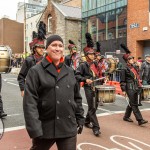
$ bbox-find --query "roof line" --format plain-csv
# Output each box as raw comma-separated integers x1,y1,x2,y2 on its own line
51,1,67,17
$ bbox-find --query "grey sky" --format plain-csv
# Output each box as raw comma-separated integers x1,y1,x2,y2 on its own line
0,0,27,20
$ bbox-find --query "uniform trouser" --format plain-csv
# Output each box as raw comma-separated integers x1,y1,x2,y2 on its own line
84,86,100,131
0,74,4,113
124,90,143,121
30,136,76,150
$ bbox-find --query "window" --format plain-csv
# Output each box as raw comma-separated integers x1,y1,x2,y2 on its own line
82,0,88,12
47,14,52,33
97,0,105,7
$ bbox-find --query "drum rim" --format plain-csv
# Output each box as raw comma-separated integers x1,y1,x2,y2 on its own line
95,85,116,90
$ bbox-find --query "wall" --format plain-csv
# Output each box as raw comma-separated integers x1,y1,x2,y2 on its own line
127,0,150,59
26,13,42,52
0,18,24,53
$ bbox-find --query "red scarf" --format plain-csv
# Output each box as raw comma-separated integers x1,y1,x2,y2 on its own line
46,55,64,73
34,53,43,64
87,59,99,77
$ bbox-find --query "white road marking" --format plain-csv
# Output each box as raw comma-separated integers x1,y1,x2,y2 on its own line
77,135,150,150
3,78,17,82
5,126,25,132
6,82,19,86
110,135,150,150
7,114,22,117
82,102,150,117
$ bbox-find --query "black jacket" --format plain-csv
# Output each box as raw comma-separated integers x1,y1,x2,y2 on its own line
23,58,85,139
64,54,72,67
120,65,139,92
75,61,94,83
140,61,150,82
17,55,37,91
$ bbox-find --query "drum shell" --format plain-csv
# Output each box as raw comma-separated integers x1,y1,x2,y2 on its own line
141,85,150,101
95,85,116,103
0,46,12,73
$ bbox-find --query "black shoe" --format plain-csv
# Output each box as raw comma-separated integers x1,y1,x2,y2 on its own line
123,117,133,122
93,130,101,136
84,123,93,129
0,112,7,118
138,120,148,126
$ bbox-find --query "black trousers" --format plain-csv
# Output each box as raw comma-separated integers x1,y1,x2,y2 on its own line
0,74,4,113
124,90,143,121
84,86,100,131
30,136,77,150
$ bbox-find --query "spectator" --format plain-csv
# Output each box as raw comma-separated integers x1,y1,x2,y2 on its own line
140,54,150,85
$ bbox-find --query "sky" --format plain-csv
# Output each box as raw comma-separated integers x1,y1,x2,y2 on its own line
0,0,27,20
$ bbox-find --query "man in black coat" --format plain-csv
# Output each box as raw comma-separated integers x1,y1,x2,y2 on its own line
23,35,85,150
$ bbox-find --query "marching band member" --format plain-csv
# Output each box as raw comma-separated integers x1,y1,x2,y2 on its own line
120,44,148,126
65,40,80,71
17,21,46,97
75,33,101,136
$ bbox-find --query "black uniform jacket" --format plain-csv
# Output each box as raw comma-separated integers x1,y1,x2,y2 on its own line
64,54,72,67
23,57,85,139
17,55,37,91
75,61,93,83
120,65,139,92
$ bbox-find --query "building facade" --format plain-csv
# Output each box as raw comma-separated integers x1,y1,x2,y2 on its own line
0,18,24,54
82,0,150,60
26,13,42,52
82,0,127,60
127,0,150,58
16,1,46,23
37,0,82,55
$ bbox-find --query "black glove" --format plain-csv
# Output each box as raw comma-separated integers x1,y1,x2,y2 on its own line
77,125,83,134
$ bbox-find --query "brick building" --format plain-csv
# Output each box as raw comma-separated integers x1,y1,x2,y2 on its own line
127,0,150,59
82,0,150,61
37,0,82,55
0,18,24,54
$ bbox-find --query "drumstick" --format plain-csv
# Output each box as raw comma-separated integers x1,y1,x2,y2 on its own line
125,94,131,107
92,77,106,82
84,77,106,85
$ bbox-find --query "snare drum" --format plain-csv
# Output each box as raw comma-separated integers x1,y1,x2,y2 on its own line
0,45,12,73
141,85,150,101
95,85,116,103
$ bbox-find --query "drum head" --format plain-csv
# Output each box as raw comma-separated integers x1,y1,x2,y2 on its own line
142,85,150,89
95,85,116,91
